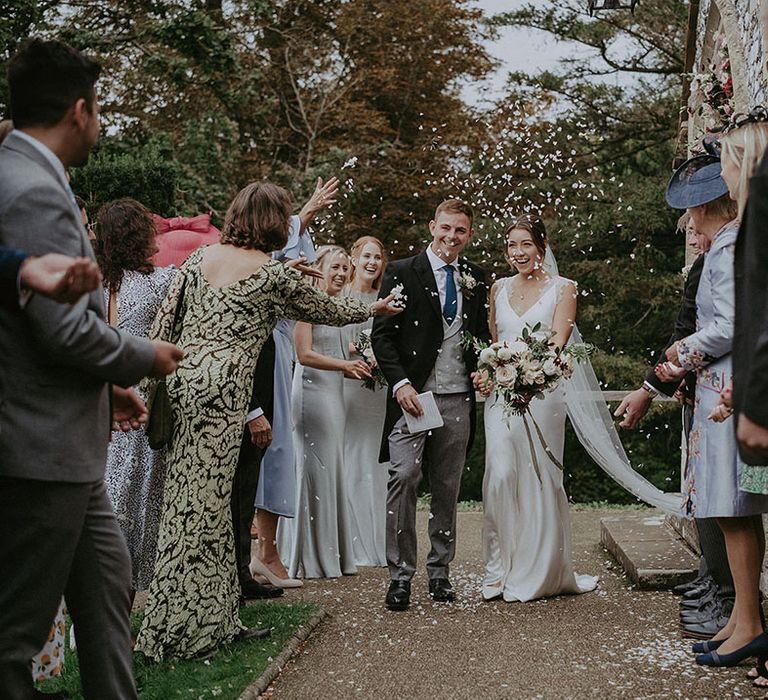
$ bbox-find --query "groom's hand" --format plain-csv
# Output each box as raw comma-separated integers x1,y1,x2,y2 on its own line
396,383,423,417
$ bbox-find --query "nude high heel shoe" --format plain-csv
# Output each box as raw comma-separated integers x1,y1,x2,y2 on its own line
249,556,303,588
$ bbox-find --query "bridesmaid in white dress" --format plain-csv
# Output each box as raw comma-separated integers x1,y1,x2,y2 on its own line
481,215,597,602
286,246,373,578
341,236,389,567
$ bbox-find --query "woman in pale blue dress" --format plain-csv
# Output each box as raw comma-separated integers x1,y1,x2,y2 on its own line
285,246,372,578
660,176,768,666
341,236,389,567
250,216,316,588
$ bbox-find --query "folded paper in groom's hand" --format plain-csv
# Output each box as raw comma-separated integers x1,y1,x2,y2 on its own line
403,391,444,433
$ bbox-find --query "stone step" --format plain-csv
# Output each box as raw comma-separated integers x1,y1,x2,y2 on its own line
600,511,699,589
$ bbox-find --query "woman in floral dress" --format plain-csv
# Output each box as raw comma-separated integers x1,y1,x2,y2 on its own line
135,182,399,660
95,198,177,593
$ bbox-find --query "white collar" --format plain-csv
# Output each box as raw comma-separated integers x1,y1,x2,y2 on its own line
12,130,70,191
426,244,460,273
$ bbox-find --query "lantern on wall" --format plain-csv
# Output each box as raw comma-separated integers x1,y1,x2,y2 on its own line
588,0,640,14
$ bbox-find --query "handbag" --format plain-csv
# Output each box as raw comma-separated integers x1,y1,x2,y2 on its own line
146,276,186,450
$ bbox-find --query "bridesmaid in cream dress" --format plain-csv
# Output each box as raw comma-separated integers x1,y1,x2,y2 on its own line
341,236,389,567
481,215,597,603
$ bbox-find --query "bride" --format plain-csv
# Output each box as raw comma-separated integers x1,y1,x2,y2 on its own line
479,214,598,602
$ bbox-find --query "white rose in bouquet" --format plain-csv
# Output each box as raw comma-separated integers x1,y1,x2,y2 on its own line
479,347,496,365
542,358,559,376
533,371,546,385
507,340,528,355
523,370,539,385
522,359,542,374
495,365,517,386
496,345,513,362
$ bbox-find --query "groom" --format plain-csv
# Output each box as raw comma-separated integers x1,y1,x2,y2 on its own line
372,198,490,611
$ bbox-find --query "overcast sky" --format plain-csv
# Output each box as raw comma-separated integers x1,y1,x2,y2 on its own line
463,0,632,106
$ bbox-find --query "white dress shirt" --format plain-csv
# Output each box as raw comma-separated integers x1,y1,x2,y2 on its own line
392,245,463,395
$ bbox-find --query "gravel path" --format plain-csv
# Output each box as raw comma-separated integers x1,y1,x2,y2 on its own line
262,509,760,699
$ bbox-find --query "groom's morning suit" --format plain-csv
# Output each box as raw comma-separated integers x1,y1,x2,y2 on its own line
0,131,154,698
372,247,490,581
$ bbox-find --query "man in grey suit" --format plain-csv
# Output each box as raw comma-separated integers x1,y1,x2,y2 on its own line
0,39,182,699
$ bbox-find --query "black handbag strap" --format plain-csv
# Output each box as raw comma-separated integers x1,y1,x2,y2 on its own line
168,273,187,345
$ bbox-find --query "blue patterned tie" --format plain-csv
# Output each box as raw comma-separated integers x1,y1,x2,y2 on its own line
442,264,457,325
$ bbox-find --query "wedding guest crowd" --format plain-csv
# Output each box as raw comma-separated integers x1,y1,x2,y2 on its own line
6,32,768,700
620,108,768,688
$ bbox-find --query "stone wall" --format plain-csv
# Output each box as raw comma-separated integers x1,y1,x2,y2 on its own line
688,0,768,150
693,0,768,108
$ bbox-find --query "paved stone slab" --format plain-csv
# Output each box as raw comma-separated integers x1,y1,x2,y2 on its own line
601,512,698,590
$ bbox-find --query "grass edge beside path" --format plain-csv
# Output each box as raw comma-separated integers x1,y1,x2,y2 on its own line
37,602,320,700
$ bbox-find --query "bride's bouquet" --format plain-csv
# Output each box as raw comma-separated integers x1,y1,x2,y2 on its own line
466,323,594,480
352,329,387,391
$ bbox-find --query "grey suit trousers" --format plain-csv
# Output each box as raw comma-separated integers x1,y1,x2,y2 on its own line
386,393,471,581
0,477,136,699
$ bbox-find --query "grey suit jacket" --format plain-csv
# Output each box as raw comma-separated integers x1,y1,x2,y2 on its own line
0,131,156,482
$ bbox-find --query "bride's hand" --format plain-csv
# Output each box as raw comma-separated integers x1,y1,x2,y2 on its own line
472,369,493,397
370,294,404,317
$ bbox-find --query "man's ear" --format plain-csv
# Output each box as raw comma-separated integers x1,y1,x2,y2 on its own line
467,227,475,240
70,98,90,131
428,219,436,235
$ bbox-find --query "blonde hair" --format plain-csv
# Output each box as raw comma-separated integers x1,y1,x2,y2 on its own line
313,245,349,289
348,236,387,290
220,181,292,251
721,122,768,218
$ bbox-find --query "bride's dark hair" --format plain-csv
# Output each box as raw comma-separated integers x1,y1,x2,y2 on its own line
504,214,548,257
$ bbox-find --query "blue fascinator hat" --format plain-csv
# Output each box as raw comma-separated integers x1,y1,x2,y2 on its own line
665,154,729,209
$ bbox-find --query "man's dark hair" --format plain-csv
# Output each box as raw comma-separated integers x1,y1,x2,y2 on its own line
8,38,101,129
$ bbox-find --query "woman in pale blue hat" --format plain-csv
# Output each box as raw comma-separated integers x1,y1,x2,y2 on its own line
657,151,768,667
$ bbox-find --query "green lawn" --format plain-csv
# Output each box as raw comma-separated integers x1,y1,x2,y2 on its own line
37,602,319,700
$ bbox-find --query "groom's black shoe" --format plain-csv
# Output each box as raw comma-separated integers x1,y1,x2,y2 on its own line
386,580,411,611
429,578,456,603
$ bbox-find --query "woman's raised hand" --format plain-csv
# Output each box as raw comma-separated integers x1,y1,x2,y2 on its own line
370,293,404,316
343,359,372,380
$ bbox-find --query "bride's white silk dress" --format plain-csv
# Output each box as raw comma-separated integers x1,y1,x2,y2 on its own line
482,276,598,602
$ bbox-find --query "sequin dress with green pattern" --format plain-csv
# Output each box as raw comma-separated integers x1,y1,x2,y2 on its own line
134,249,370,660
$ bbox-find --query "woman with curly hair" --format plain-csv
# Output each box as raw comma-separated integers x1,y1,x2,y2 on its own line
94,197,177,596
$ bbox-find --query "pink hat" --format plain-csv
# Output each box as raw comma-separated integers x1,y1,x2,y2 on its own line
151,213,220,268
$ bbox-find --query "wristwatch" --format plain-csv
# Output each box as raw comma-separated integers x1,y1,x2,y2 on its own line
641,382,659,398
